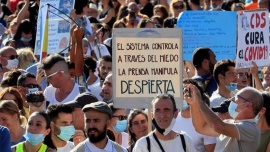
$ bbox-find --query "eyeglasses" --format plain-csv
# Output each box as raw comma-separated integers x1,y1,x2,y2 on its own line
224,72,238,77
2,55,18,60
23,83,40,88
173,5,184,9
237,94,251,103
45,71,64,79
113,115,127,121
237,72,250,78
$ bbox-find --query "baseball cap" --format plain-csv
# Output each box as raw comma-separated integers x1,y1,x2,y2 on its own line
89,3,97,11
82,101,113,118
212,99,231,113
65,92,98,108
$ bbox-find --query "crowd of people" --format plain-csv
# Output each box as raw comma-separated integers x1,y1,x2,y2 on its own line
0,0,269,151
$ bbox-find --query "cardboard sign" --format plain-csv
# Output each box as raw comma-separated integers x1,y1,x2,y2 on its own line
34,0,74,55
236,10,270,68
177,11,237,61
113,29,183,109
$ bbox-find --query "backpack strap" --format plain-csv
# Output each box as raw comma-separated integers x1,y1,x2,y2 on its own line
112,141,124,152
146,136,151,152
179,134,186,152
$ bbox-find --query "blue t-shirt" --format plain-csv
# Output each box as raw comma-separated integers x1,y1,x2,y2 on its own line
0,126,11,152
11,136,26,146
192,73,217,96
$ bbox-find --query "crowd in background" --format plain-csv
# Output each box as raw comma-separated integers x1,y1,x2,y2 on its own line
0,0,269,151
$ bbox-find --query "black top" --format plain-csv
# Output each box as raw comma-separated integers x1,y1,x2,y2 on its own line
140,2,153,18
99,9,116,29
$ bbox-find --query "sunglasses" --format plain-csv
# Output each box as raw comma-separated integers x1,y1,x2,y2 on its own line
237,94,251,103
113,115,127,121
3,55,18,60
23,83,40,88
173,5,184,9
45,71,64,79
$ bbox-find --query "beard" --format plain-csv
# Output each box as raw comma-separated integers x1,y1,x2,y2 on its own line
209,63,214,74
86,125,107,143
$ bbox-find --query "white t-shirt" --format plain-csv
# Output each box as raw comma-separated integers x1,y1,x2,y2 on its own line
173,113,217,152
133,132,196,152
87,77,103,101
210,91,227,108
87,43,111,60
71,138,128,152
44,83,81,106
57,141,74,152
121,132,129,148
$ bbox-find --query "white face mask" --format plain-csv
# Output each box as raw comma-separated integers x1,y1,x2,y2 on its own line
5,58,18,70
163,118,176,136
0,12,3,18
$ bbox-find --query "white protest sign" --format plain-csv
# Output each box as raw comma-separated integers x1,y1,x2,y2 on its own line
34,0,74,55
113,29,182,109
236,10,270,69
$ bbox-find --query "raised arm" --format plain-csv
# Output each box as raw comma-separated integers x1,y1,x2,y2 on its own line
16,0,30,24
250,61,264,91
74,27,84,77
184,84,218,137
186,84,240,139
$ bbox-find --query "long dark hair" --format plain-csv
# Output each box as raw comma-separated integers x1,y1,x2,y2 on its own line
13,19,34,40
262,92,270,126
32,112,57,150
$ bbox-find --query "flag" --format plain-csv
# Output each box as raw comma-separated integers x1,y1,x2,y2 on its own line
40,5,49,61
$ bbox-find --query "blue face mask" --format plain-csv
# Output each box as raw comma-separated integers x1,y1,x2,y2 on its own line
57,125,76,141
228,101,238,119
21,37,32,42
23,132,44,146
182,100,189,110
225,83,237,91
113,120,127,133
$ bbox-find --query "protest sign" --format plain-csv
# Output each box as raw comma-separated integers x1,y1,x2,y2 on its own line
236,10,270,69
177,11,237,61
113,29,182,109
34,0,74,55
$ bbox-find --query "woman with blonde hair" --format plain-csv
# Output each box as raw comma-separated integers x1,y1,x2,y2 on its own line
2,18,18,46
170,0,186,18
0,87,27,118
0,100,26,146
163,0,186,28
17,47,37,70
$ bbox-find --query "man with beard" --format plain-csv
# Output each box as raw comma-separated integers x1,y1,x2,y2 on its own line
71,101,127,152
192,47,217,96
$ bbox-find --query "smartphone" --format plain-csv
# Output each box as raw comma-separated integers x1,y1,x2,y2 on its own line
130,11,136,19
79,86,86,94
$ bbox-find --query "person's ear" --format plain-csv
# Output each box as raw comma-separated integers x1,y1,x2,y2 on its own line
107,119,111,126
44,128,51,136
258,107,266,116
173,110,178,118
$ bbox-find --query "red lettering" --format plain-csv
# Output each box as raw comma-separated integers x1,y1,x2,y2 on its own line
261,12,266,28
251,13,255,29
245,47,249,61
244,46,268,61
256,13,260,28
